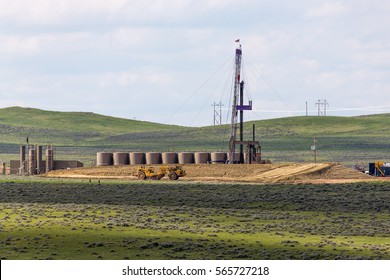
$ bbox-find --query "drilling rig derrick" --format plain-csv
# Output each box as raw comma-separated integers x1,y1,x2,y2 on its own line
228,43,261,164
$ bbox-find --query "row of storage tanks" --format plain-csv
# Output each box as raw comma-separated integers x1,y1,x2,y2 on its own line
97,152,232,166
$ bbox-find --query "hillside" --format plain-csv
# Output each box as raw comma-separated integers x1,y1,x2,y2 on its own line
0,106,180,145
0,106,389,165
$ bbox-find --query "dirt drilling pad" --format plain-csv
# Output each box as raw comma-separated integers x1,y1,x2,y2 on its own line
46,163,384,184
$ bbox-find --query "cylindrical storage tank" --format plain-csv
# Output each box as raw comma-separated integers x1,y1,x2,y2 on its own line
145,152,162,165
113,152,129,166
162,152,178,164
129,152,145,165
178,152,194,164
96,152,113,166
227,152,241,163
210,152,227,164
194,152,210,164
37,145,43,174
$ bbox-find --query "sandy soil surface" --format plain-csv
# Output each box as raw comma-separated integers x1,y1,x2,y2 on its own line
46,163,389,184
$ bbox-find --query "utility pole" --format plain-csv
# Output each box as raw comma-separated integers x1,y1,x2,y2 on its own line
212,102,224,126
306,101,308,116
311,136,317,163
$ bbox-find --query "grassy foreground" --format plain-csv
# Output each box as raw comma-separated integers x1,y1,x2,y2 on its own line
0,178,389,260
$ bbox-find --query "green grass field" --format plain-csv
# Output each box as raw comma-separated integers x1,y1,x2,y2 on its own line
0,178,389,260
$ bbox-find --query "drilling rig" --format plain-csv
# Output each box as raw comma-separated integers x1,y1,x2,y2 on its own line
228,42,261,164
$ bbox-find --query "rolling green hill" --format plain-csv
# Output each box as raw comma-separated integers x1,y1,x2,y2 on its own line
0,106,179,145
0,106,389,165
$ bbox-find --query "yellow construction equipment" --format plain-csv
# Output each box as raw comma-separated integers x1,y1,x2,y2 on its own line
160,165,186,180
133,165,186,180
134,166,164,180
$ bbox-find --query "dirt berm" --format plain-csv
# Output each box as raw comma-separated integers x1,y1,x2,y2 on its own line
46,163,384,184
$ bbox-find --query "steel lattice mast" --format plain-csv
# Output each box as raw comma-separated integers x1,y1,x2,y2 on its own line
229,44,242,163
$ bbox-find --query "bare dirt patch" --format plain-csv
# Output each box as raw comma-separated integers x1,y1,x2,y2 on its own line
45,163,388,184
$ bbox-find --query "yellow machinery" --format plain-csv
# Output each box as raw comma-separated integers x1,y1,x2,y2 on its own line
376,162,385,177
134,166,164,180
160,165,186,180
134,165,186,180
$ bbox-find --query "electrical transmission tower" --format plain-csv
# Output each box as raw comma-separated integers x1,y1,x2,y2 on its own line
212,102,224,126
315,99,329,116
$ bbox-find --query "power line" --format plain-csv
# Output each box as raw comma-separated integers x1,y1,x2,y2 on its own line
245,59,293,113
164,55,233,125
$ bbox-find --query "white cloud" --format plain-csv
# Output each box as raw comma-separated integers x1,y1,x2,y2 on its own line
96,72,139,88
0,0,389,125
0,0,229,26
0,0,126,24
305,1,346,18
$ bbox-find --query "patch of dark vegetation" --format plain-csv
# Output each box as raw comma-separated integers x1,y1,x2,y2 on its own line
0,181,389,213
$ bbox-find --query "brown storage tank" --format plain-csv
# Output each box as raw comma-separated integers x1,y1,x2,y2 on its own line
96,152,113,166
37,145,43,173
210,152,227,164
145,152,162,165
178,152,194,164
129,152,145,165
227,152,241,163
194,152,210,164
162,152,178,164
113,152,130,165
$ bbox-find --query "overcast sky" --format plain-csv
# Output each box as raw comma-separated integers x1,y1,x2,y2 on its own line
1,0,389,126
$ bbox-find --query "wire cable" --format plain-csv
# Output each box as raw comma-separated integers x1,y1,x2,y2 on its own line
164,55,233,125
190,58,235,126
246,59,293,113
